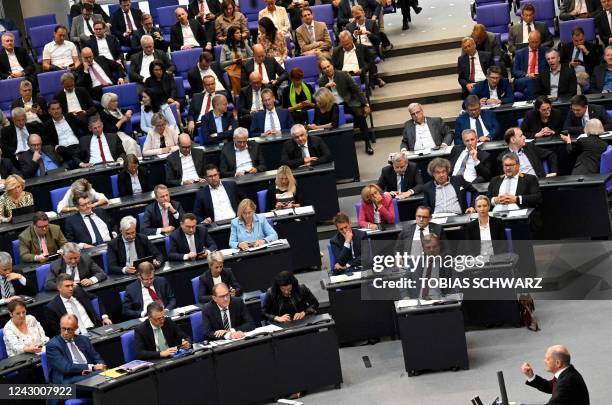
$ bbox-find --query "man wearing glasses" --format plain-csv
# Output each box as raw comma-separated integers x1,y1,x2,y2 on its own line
400,103,453,152
219,127,266,178
488,152,542,213
18,211,67,263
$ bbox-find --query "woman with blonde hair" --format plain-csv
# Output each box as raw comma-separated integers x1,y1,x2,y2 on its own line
142,113,180,156
57,178,108,213
561,118,609,175
308,87,339,130
0,175,33,222
358,184,394,230
197,251,242,303
266,165,302,210
229,198,278,249
99,92,141,157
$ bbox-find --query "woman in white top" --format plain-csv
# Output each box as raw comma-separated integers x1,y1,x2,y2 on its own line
3,299,49,357
57,178,108,213
139,88,177,134
142,112,180,156
465,195,507,257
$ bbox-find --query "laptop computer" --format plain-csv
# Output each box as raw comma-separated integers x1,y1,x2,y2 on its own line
10,205,35,224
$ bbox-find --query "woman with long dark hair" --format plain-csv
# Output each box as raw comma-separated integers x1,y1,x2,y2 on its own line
144,59,181,115
139,88,177,134
220,25,253,96
262,271,319,323
257,16,287,65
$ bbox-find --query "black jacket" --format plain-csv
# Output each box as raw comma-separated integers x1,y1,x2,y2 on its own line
219,141,266,178
0,123,42,165
134,317,189,359
44,288,106,337
537,65,577,99
42,116,83,146
78,133,126,164
563,104,612,135
0,158,20,179
345,19,381,49
75,56,124,89
168,226,218,261
423,176,478,214
64,209,115,246
558,41,600,76
170,19,210,51
11,96,50,123
201,298,255,340
141,200,185,236
165,148,207,187
487,173,542,208
589,63,612,93
0,268,34,297
187,62,227,95
18,147,64,179
45,255,107,292
332,44,369,74
567,135,609,175
117,168,153,197
86,34,123,62
520,108,564,138
106,233,164,275
265,183,303,211
192,180,240,223
128,50,176,84
110,7,143,40
329,228,368,271
463,216,507,256
198,268,242,304
457,51,493,93
376,163,424,194
240,57,288,88
123,277,176,320
525,365,589,405
54,88,98,118
448,145,492,183
497,144,558,178
280,135,333,168
0,47,36,79
262,284,319,321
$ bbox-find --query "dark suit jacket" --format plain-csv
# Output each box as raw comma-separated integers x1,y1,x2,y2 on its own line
464,216,507,255
280,135,333,168
165,148,207,187
567,135,609,175
86,34,123,62
563,104,612,135
129,50,176,84
537,65,577,99
400,117,453,151
487,173,542,208
11,96,50,123
507,21,554,54
249,108,294,134
198,268,242,303
107,233,164,275
0,268,34,297
131,26,168,52
474,31,502,57
332,44,368,74
0,158,19,178
589,63,611,93
201,110,237,144
117,168,152,197
513,46,550,79
19,223,66,263
134,317,189,359
75,56,124,89
0,47,36,79
187,62,226,95
330,228,368,271
188,0,221,20
54,88,97,117
457,51,493,92
79,133,126,164
317,70,367,108
448,145,492,183
142,200,184,235
123,277,176,320
170,19,209,51
238,85,260,117
45,254,107,292
70,3,109,22
110,7,144,40
262,284,319,321
377,163,423,194
345,19,381,49
558,41,600,76
18,147,65,179
42,116,82,146
201,298,255,340
240,57,288,88
560,0,600,18
396,222,447,254
46,334,104,384
193,180,239,222
525,365,590,405
0,123,41,165
64,209,114,247
497,144,558,178
44,288,105,336
337,0,380,27
520,108,564,138
219,141,266,177
596,8,612,45
454,110,501,144
423,176,478,214
187,90,234,122
470,78,515,104
168,226,218,261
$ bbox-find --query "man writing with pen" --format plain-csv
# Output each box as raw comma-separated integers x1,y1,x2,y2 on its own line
134,301,191,359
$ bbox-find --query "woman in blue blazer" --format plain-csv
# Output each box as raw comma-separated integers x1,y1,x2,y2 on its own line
229,198,278,250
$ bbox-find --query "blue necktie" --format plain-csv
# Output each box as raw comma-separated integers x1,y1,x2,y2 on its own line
86,215,104,245
475,118,484,137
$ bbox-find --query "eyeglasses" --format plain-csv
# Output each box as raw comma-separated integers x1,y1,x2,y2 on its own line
60,327,76,332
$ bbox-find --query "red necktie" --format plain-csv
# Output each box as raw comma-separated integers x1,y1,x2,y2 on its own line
469,57,475,83
97,135,107,163
551,376,557,393
205,93,212,114
161,208,169,227
258,63,263,78
90,64,109,86
528,49,537,75
125,11,133,31
148,287,162,303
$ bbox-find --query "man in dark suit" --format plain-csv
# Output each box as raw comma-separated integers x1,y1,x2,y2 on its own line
69,3,104,47
423,158,477,215
111,0,143,48
188,51,227,95
559,0,600,20
249,88,294,136
470,24,502,58
168,213,218,261
400,103,453,151
559,27,600,81
513,31,549,101
1,108,41,166
18,211,67,264
46,314,106,384
64,195,114,247
396,205,446,256
280,123,333,168
135,301,191,359
507,4,554,54
500,127,558,178
186,74,233,135
458,37,493,98
332,31,370,85
170,7,211,51
377,152,423,197
44,274,112,336
198,251,242,303
78,116,126,165
0,32,37,85
70,0,110,23
318,58,374,154
470,65,514,105
596,0,612,46
19,134,65,179
193,164,240,224
130,13,167,53
123,263,176,320
488,152,542,212
522,345,590,404
76,47,125,101
564,94,612,135
345,6,384,88
202,283,255,340
142,185,185,236
538,49,577,100
86,21,124,64
337,0,380,31
330,212,368,274
589,46,612,93
454,95,501,144
238,72,265,129
200,94,237,144
45,243,107,291
11,80,49,124
165,133,207,187
54,73,98,127
188,0,221,47
107,215,163,275
449,129,492,183
41,100,83,167
128,35,176,85
219,127,266,177
240,44,289,90
0,252,35,305
0,156,19,180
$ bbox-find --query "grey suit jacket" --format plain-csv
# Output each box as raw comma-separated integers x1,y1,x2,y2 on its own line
70,14,103,46
400,117,453,151
317,70,367,108
507,22,553,54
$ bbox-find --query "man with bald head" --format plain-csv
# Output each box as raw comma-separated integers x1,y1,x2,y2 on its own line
522,344,589,404
513,30,549,100
238,72,265,128
75,47,125,100
170,6,210,51
165,133,207,187
400,103,453,151
240,44,288,91
19,134,64,178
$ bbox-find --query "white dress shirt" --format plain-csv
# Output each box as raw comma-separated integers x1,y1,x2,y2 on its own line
62,296,94,330
6,50,23,73
89,60,112,87
478,219,495,257
89,134,115,164
341,47,360,73
469,115,490,137
42,41,78,68
522,22,534,44
22,99,41,123
251,89,263,112
130,174,142,194
198,92,215,121
181,22,200,48
413,120,436,151
80,212,112,244
451,148,480,182
140,53,155,79
355,23,372,47
54,118,80,146
181,153,199,183
141,282,155,317
210,183,236,221
492,175,520,212
514,148,536,176
15,126,29,153
65,90,82,113
212,275,222,285
471,52,486,82
254,61,270,83
264,108,280,132
96,37,113,61
235,147,253,174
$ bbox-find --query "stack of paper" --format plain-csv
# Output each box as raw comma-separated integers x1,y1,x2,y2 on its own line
329,271,362,284
244,324,282,337
294,206,314,215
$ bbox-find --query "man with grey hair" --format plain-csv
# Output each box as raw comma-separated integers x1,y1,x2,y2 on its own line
107,215,163,274
538,49,578,99
522,344,589,404
331,30,369,83
128,34,175,84
377,152,423,198
400,103,453,152
0,31,36,84
45,242,107,291
590,45,612,93
448,128,492,183
12,80,47,124
249,88,294,136
54,72,97,126
280,123,333,168
200,94,237,144
487,152,542,212
0,107,39,165
423,157,477,215
134,301,190,359
458,36,493,97
219,127,267,178
454,94,500,144
0,251,34,305
78,115,126,165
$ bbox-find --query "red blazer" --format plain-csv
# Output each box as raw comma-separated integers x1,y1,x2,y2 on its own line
358,193,395,228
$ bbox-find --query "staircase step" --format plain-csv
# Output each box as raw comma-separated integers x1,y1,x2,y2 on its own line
370,75,461,110
378,49,459,82
384,36,463,58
